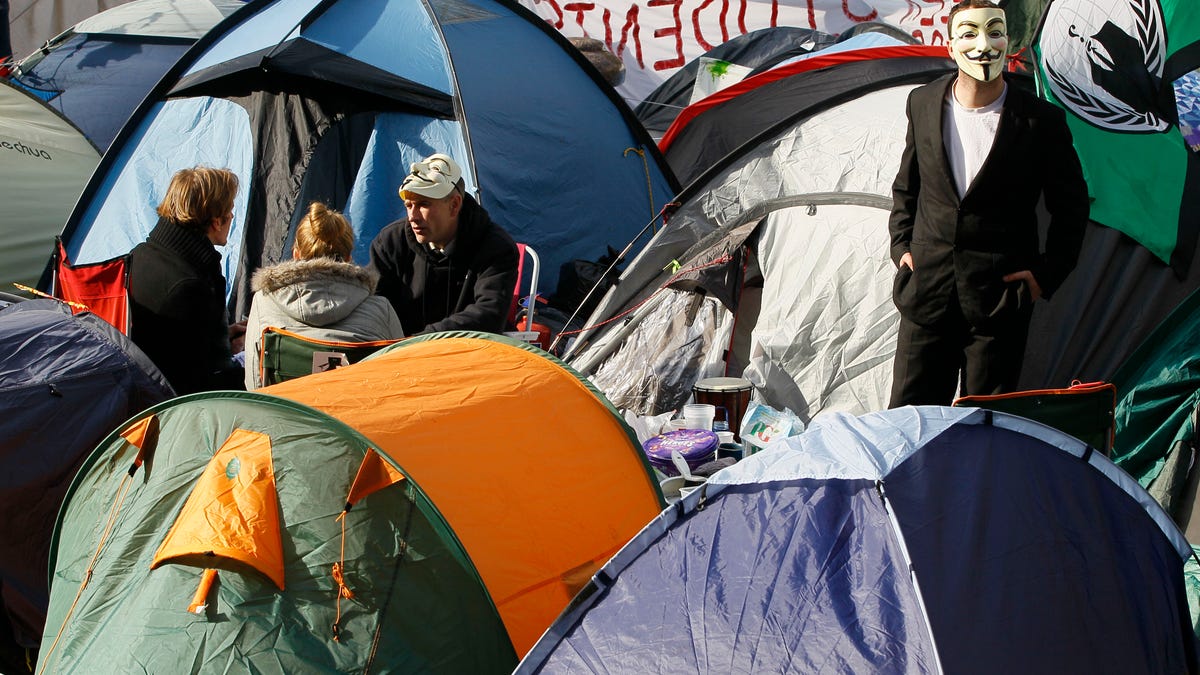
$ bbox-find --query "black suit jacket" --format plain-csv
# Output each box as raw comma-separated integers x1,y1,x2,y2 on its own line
889,74,1089,330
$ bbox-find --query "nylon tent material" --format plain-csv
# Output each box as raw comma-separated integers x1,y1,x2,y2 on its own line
52,0,677,317
632,26,838,140
1108,286,1200,525
0,299,172,666
517,407,1197,674
658,44,951,185
0,79,99,288
8,0,244,151
262,332,665,656
38,392,517,674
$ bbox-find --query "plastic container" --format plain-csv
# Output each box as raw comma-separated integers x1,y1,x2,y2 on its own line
682,403,716,430
642,429,718,476
717,442,744,461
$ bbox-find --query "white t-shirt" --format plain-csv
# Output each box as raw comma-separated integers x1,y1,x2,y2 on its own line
943,80,1007,198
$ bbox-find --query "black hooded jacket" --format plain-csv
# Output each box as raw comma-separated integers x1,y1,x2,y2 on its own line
369,195,519,335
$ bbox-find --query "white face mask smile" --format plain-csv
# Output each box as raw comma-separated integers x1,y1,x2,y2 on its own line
948,7,1008,83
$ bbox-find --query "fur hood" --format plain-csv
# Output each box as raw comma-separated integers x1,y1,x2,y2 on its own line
250,257,382,327
251,257,379,294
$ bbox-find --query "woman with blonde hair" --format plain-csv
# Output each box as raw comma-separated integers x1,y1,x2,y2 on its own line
129,165,244,394
244,201,403,389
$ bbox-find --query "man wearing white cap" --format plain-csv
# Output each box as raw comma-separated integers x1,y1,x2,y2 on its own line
368,153,519,335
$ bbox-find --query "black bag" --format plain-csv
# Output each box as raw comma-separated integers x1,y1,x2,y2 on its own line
549,245,623,318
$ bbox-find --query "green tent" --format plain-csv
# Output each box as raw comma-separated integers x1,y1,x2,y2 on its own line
37,392,516,674
1110,287,1200,524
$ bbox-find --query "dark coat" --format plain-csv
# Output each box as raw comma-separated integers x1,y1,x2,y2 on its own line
889,74,1090,330
129,217,242,394
368,195,519,335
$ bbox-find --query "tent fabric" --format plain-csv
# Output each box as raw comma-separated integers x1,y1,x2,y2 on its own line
517,407,1196,674
1018,215,1200,390
262,332,664,656
39,392,517,674
633,26,838,139
0,79,100,288
659,45,951,185
54,0,677,318
1108,286,1200,518
0,299,172,657
9,0,245,150
51,239,131,333
150,428,285,591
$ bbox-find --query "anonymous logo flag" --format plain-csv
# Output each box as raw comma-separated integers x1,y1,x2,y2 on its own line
1035,0,1200,273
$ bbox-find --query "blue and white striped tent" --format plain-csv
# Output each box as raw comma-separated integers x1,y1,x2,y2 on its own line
517,407,1197,673
54,0,676,317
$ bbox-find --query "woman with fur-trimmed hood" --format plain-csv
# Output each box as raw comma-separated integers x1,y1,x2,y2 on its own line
244,202,403,389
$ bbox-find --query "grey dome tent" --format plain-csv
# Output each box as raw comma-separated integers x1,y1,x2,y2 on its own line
517,406,1198,673
565,44,954,422
0,299,173,669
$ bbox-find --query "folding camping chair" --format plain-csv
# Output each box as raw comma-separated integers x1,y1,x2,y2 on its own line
50,237,132,334
257,327,402,386
505,243,547,348
952,381,1117,455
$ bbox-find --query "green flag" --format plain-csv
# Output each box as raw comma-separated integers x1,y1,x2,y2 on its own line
1034,0,1200,272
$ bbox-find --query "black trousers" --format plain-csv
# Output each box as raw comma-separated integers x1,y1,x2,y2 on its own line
888,298,1032,408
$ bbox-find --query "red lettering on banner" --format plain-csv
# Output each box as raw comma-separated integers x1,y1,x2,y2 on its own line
563,2,595,27
649,0,685,70
690,0,729,52
903,0,950,44
842,0,877,22
603,4,645,68
532,0,565,28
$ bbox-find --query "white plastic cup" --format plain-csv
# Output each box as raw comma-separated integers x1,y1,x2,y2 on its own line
682,403,716,431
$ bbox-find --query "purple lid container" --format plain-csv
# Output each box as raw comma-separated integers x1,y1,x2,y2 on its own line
643,430,719,476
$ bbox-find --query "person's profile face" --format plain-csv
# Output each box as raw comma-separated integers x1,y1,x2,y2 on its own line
948,7,1007,83
207,209,234,246
405,193,461,248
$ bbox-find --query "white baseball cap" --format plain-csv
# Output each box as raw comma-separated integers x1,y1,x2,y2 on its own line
399,153,462,200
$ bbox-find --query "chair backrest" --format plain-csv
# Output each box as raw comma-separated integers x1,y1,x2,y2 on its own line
953,381,1117,455
51,238,131,334
258,327,401,386
507,243,541,329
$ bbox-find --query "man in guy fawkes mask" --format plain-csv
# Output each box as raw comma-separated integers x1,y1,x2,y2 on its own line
886,0,1090,407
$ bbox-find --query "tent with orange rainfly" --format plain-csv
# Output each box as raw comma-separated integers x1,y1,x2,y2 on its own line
37,332,663,673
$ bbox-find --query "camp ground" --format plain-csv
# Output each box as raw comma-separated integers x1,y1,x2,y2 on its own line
516,407,1197,673
0,299,173,672
37,332,663,671
10,0,1200,672
48,0,677,318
